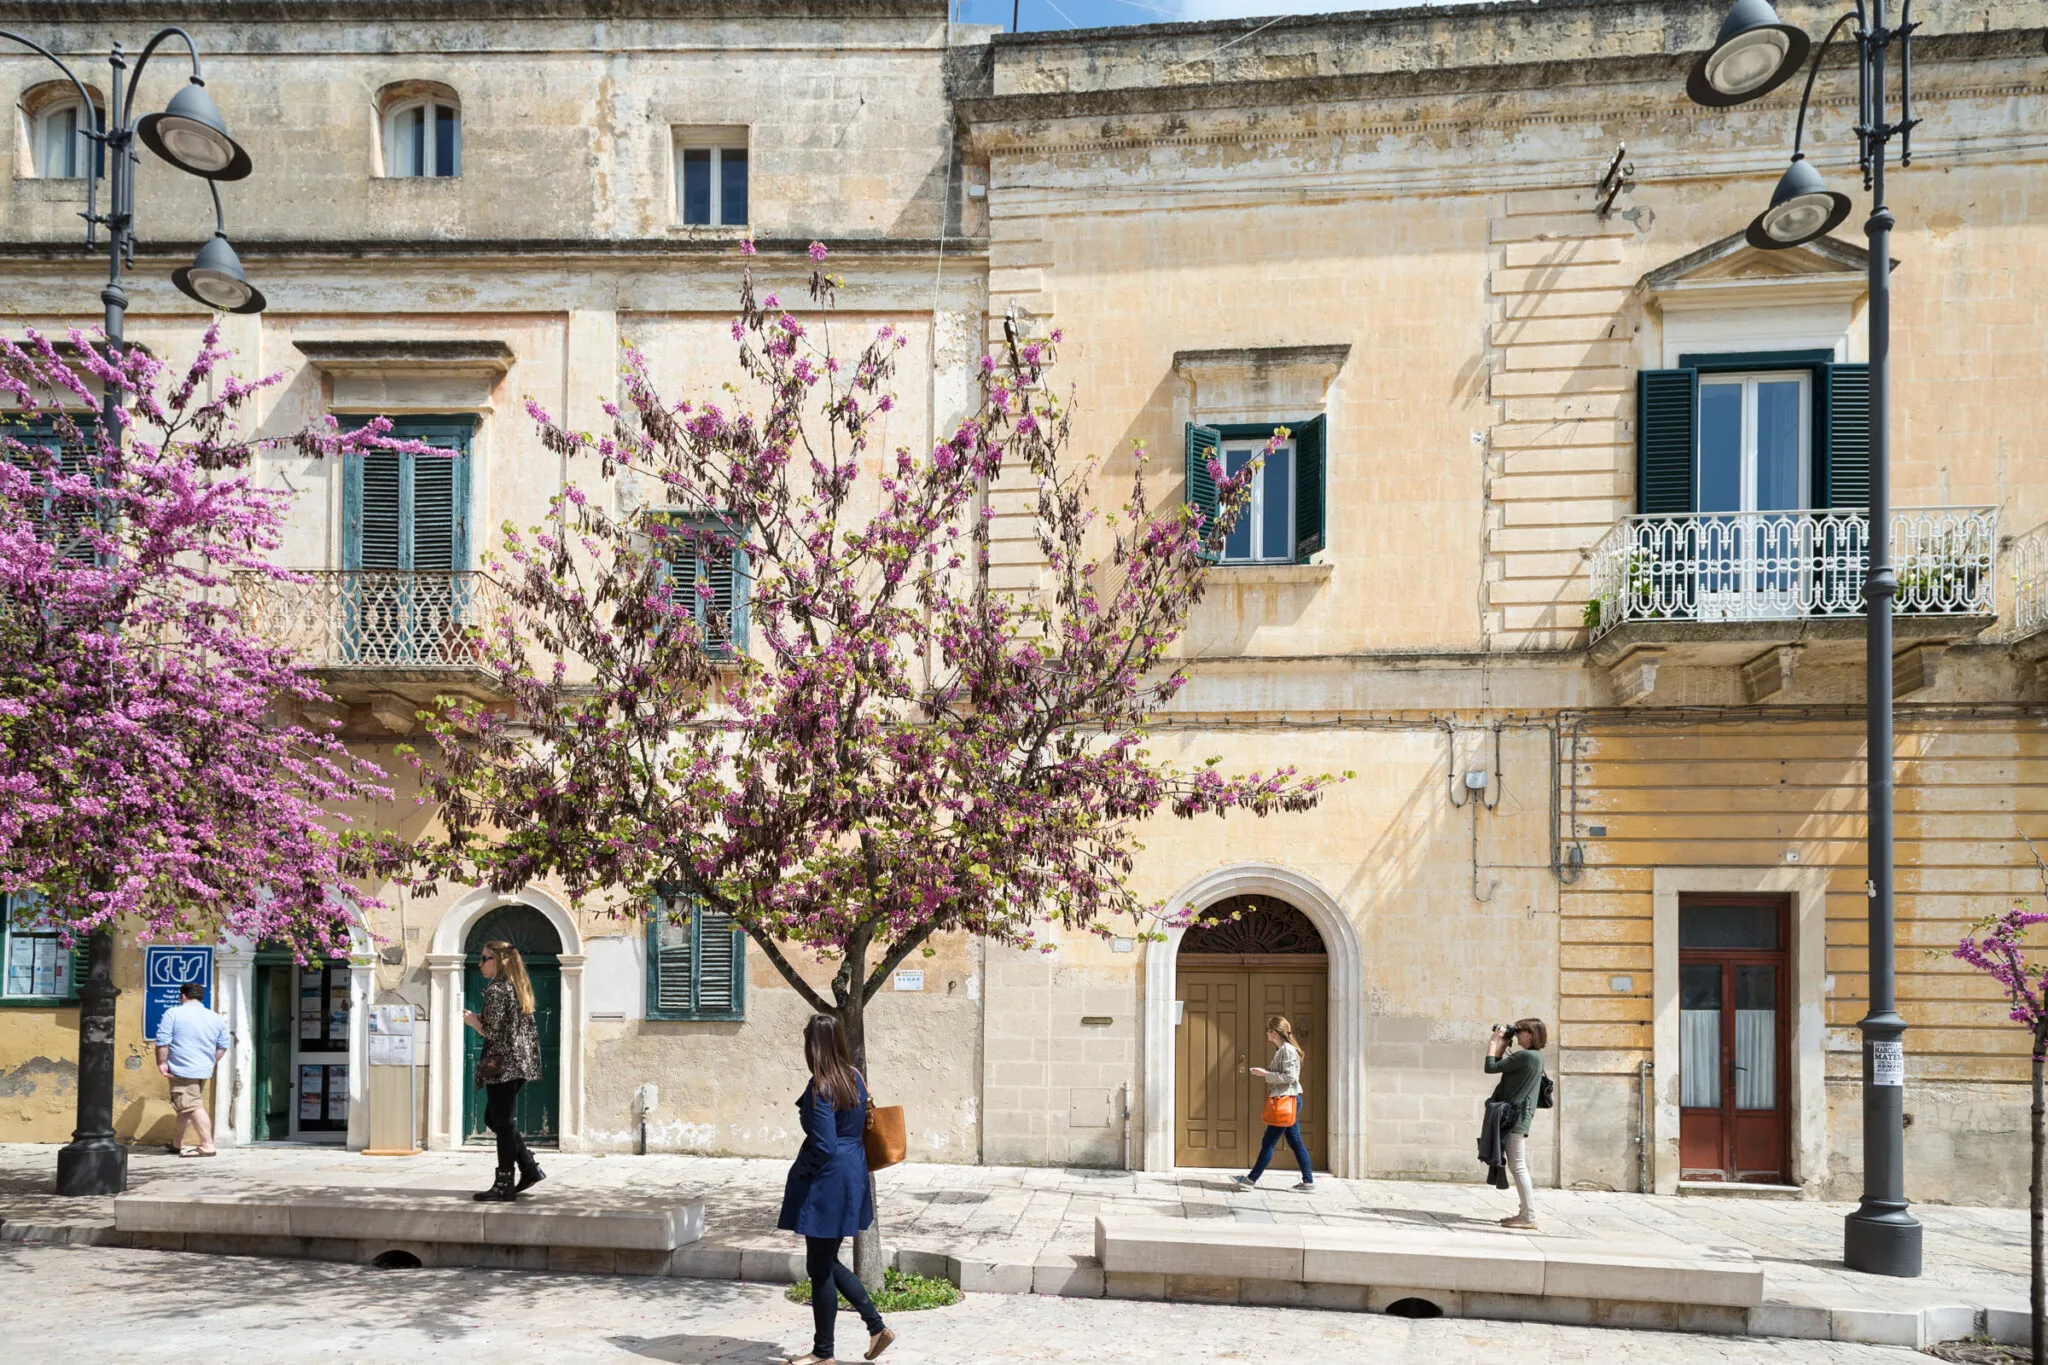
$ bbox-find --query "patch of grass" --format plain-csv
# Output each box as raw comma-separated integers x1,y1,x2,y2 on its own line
784,1267,962,1312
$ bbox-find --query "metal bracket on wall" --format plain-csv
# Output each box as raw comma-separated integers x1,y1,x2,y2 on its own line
1595,143,1635,218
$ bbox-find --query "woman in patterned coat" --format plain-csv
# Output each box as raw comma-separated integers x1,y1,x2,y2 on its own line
463,939,545,1201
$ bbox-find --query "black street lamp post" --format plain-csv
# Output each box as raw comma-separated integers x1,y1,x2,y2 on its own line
1,26,262,1199
1685,0,1923,1278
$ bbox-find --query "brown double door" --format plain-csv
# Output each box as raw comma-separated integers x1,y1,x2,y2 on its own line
1175,958,1326,1170
1678,895,1791,1183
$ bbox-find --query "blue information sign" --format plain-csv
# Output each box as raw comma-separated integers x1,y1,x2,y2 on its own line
143,945,214,1042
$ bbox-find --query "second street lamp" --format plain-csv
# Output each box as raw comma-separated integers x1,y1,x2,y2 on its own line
0,24,265,1199
1684,0,1925,1279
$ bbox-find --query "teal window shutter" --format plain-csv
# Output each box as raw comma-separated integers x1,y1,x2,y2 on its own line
655,514,748,661
340,416,475,570
645,896,744,1020
1819,363,1871,508
1636,369,1698,514
1184,423,1221,559
1291,414,1326,562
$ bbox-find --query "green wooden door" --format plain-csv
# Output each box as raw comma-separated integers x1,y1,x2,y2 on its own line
252,963,294,1141
460,905,561,1147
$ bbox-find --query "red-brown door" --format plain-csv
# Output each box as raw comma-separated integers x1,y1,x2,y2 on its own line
1678,897,1790,1183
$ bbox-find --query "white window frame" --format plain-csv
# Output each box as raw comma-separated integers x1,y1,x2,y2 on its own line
1696,371,1812,514
673,137,749,227
30,98,97,179
1218,436,1296,565
382,98,461,179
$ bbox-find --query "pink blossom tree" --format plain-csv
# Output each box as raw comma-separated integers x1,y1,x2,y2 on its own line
1,327,404,1189
1952,829,2048,1363
386,251,1341,1275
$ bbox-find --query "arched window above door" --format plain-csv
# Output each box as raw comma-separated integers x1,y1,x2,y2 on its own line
20,81,105,179
1179,895,1327,955
378,81,461,178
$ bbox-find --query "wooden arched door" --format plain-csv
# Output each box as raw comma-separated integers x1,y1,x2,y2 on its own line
1174,896,1328,1170
462,904,562,1146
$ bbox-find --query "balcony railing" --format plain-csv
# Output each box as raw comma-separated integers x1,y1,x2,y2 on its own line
1585,508,1999,642
239,570,509,671
2013,522,2048,643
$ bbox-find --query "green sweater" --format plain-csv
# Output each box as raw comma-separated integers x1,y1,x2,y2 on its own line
1485,1048,1544,1136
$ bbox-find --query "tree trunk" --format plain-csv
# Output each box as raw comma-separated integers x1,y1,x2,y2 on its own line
2033,1037,2043,1365
837,934,886,1292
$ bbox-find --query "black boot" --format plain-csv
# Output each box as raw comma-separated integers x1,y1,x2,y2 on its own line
473,1167,516,1202
513,1151,546,1195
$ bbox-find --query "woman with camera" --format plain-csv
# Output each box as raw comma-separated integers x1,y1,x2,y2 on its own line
1232,1015,1314,1192
1485,1018,1547,1229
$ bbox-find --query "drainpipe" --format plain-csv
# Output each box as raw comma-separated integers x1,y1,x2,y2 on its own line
1638,1059,1653,1193
1120,1082,1132,1172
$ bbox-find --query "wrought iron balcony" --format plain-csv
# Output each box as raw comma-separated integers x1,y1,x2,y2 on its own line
238,570,510,700
2012,521,2048,653
1584,508,1999,658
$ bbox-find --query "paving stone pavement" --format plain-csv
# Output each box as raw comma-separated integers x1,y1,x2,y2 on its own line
0,1241,1937,1364
0,1142,2022,1322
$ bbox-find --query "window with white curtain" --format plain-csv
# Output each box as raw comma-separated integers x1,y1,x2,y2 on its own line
30,99,102,179
384,98,460,178
673,131,749,226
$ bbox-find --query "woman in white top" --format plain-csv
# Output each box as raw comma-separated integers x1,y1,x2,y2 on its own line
1233,1015,1314,1191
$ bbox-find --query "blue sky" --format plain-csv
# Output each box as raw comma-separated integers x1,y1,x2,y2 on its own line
954,0,1440,31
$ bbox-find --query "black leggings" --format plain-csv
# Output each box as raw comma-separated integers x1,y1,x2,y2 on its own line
484,1080,532,1171
805,1235,885,1360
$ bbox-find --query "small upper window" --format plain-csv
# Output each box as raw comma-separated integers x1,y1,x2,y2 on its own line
1184,418,1328,566
674,131,747,226
384,98,460,178
30,98,103,179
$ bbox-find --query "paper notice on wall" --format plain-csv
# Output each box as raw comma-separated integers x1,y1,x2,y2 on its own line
369,1003,414,1035
300,974,322,1040
892,969,924,992
369,1033,414,1067
1871,1040,1904,1087
329,985,350,1037
327,1067,349,1122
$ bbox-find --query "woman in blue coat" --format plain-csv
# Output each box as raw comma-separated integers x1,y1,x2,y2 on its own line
778,1014,893,1364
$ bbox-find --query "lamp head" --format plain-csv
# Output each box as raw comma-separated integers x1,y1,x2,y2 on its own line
1686,0,1811,107
172,234,266,314
1745,154,1854,249
137,80,252,181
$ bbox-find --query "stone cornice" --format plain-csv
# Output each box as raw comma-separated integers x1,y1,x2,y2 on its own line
0,236,989,264
0,0,945,20
959,29,2047,155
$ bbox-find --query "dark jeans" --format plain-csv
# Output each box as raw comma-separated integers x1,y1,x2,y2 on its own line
484,1080,532,1171
805,1235,886,1359
1248,1118,1314,1184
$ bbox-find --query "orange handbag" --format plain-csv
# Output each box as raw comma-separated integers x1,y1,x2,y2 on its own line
855,1069,907,1171
1262,1094,1299,1127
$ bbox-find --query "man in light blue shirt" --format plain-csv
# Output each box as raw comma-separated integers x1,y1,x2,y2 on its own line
155,982,231,1156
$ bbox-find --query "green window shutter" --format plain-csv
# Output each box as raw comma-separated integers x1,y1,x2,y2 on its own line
1184,423,1221,559
694,907,741,1015
708,537,738,660
411,452,458,572
648,908,694,1018
1819,363,1871,508
725,543,750,655
352,454,403,570
1291,414,1326,562
1636,369,1698,515
68,943,87,1001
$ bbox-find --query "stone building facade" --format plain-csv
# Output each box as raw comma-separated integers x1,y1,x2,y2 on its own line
3,0,2045,1205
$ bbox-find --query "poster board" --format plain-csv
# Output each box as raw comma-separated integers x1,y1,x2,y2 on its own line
364,1002,421,1155
143,946,213,1042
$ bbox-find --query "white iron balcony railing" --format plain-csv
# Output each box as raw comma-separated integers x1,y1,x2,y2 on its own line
239,570,508,671
1585,508,1999,642
2013,522,2048,643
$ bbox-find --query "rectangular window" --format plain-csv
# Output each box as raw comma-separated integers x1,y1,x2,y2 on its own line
1184,417,1327,565
2,892,80,1004
4,413,104,562
650,513,750,659
675,135,749,227
1697,373,1809,515
645,897,745,1021
341,416,475,573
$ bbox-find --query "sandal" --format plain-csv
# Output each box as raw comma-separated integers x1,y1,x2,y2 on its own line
786,1356,834,1364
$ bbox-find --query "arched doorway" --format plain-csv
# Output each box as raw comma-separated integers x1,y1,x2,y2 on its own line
461,904,562,1147
1174,895,1328,1170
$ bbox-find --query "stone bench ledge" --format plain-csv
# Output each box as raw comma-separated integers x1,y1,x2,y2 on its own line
114,1188,705,1253
1094,1215,1763,1309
